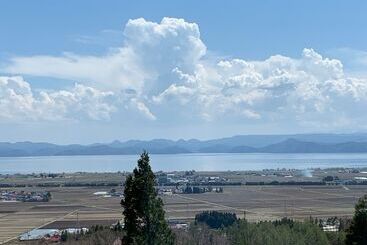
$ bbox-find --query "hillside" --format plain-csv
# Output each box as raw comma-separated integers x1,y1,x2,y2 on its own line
2,134,367,156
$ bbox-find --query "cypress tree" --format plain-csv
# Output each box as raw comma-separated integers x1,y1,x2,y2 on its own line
121,151,174,244
346,194,367,245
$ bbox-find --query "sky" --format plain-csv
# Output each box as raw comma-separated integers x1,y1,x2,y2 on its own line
1,0,367,144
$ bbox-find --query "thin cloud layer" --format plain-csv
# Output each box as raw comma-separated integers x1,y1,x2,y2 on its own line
2,17,367,130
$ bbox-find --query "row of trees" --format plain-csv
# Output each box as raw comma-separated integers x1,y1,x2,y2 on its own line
195,211,238,229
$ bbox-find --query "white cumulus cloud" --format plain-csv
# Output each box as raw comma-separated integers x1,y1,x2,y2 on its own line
2,18,367,131
0,76,117,121
4,17,206,95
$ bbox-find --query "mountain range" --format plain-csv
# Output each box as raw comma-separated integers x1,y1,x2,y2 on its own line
2,133,367,157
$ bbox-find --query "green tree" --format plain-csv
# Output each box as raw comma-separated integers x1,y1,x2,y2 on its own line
60,230,68,242
346,194,367,245
121,151,174,245
195,211,237,229
227,219,330,245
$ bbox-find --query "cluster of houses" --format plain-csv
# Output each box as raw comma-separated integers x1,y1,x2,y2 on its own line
0,190,51,202
168,220,189,230
155,172,226,196
246,169,300,178
158,186,223,195
157,172,228,186
320,218,340,232
323,175,367,185
18,221,189,242
93,188,123,198
19,228,88,242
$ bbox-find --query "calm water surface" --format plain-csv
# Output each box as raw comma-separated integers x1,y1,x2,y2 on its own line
1,153,367,174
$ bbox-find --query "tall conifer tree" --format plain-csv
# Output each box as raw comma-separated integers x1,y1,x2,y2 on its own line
121,151,174,244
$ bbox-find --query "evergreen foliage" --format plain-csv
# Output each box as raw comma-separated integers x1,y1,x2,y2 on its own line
227,219,330,245
121,151,174,244
346,194,367,245
195,211,238,229
60,230,68,242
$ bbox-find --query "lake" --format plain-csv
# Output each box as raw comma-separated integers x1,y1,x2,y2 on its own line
2,153,367,174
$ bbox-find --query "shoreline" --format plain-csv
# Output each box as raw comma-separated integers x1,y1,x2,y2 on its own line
2,167,367,188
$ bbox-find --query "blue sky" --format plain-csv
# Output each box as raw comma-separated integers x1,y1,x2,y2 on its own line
2,1,367,59
1,1,367,143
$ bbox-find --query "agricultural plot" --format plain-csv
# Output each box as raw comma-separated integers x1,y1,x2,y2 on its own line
161,185,364,222
1,185,366,244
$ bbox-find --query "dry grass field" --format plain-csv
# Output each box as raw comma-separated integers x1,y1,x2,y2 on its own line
0,187,121,244
163,185,365,222
1,185,366,244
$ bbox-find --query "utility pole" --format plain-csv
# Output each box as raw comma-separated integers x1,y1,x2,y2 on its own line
284,200,287,217
77,211,79,230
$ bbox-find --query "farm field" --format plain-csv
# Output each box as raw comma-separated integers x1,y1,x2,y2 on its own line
163,185,365,221
1,185,366,244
